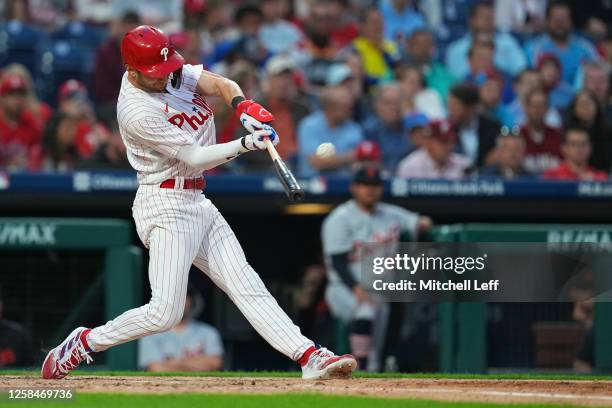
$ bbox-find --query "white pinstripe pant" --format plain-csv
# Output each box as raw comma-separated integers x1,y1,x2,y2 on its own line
88,186,314,361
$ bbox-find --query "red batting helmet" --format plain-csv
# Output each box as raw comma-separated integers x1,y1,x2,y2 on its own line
121,25,184,78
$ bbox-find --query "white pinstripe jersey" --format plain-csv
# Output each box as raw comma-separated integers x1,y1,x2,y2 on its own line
117,64,216,185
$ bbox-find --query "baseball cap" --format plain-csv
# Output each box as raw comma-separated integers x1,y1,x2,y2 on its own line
427,119,457,142
353,165,384,185
403,112,429,132
326,64,352,86
265,54,295,76
58,79,88,101
0,74,27,95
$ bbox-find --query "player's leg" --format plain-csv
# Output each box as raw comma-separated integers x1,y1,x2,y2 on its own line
325,282,382,371
192,202,356,378
87,227,200,350
191,205,312,360
42,226,201,379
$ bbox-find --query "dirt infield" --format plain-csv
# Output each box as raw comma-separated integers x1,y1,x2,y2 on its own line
3,376,612,406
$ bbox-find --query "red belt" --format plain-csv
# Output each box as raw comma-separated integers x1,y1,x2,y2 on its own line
160,177,205,190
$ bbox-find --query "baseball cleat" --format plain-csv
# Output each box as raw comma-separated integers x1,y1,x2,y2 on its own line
301,347,357,380
41,327,93,379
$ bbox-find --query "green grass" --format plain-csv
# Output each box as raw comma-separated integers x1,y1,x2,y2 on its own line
2,370,612,381
0,393,583,408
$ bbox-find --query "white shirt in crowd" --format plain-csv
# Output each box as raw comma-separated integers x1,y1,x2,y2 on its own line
396,148,470,180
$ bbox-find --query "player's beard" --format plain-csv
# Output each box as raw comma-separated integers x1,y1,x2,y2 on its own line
132,72,169,93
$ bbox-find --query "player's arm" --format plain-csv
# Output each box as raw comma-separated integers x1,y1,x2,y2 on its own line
329,253,369,303
176,127,279,170
195,69,275,134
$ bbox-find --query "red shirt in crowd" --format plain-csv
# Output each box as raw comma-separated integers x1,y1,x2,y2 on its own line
0,105,51,168
543,162,608,181
520,125,562,174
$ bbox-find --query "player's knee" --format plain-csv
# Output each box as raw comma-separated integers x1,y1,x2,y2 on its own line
145,299,184,332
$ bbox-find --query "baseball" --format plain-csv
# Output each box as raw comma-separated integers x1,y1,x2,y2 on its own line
316,143,336,158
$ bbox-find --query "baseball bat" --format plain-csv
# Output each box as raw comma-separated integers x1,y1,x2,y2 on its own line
264,138,305,202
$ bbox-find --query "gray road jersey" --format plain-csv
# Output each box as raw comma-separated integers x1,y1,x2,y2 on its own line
321,200,419,284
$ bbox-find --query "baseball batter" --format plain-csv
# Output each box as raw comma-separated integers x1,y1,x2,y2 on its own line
42,25,356,380
322,166,432,371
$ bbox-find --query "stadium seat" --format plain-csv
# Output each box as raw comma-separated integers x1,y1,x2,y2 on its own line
0,21,47,73
37,40,95,105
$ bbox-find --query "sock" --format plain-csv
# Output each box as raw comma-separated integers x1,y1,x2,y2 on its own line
297,345,317,367
80,329,93,353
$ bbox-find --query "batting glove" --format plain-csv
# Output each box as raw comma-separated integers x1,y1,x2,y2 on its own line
236,99,275,133
241,125,280,151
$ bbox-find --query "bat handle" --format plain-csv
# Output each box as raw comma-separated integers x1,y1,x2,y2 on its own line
264,137,280,161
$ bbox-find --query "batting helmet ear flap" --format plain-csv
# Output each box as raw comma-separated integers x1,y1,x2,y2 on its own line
170,67,183,89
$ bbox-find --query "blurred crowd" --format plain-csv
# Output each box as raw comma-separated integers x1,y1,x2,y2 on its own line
0,0,611,181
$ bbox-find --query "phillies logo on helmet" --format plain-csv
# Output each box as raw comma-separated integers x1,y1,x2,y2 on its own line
160,47,169,62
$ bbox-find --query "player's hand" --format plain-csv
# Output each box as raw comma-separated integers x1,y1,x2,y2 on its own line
241,125,280,151
236,99,275,133
353,286,371,304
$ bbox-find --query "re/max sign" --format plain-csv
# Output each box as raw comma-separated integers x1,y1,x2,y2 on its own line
0,224,57,245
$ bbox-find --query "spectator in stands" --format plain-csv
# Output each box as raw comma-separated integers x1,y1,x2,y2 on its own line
403,29,455,102
445,2,527,79
74,0,114,25
326,0,359,48
363,83,415,173
520,88,562,174
564,90,612,173
447,83,500,168
478,72,514,127
297,86,363,176
379,0,426,45
538,53,574,111
506,68,562,128
0,285,34,368
112,0,183,33
209,4,267,71
543,128,607,181
38,80,111,171
0,73,47,170
526,0,598,84
139,286,223,372
404,112,429,148
396,119,469,180
302,1,341,87
581,62,612,125
396,63,445,120
92,11,141,128
464,34,513,103
494,0,546,34
326,60,370,125
352,7,400,88
259,0,304,55
480,133,531,179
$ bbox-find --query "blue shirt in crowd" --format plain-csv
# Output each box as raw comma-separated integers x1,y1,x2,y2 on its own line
297,111,364,177
445,32,527,79
526,34,598,83
362,115,415,174
379,0,426,44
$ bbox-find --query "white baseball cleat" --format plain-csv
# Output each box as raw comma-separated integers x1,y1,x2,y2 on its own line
301,347,357,380
41,327,93,379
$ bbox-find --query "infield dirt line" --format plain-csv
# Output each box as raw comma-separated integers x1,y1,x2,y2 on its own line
2,376,612,406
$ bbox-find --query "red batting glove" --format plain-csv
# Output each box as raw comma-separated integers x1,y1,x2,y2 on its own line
236,99,275,133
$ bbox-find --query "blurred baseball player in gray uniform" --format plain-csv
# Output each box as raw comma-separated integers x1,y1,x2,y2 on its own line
322,166,432,370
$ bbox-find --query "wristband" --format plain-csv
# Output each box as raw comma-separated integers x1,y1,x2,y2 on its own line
232,96,246,110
